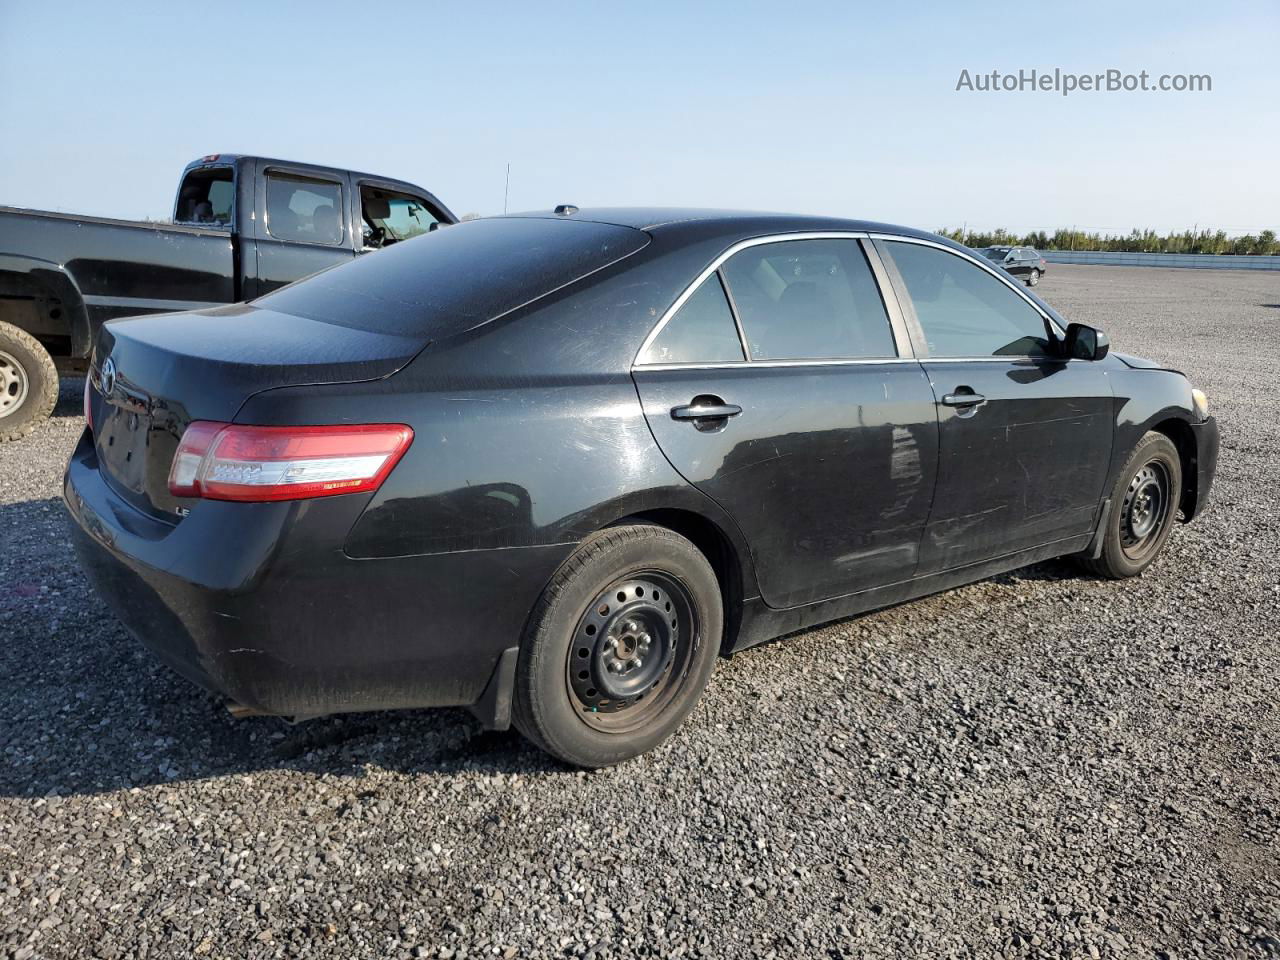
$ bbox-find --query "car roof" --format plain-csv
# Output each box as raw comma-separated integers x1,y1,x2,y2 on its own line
502,207,947,244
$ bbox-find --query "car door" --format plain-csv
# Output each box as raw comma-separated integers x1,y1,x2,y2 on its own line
632,236,939,609
253,165,355,296
1001,247,1026,278
874,237,1113,574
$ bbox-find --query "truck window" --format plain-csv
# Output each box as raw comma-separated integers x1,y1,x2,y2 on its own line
265,172,344,245
360,186,440,249
174,167,234,226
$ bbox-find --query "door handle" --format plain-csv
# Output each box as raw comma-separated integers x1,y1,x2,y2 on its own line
940,391,987,408
671,401,742,421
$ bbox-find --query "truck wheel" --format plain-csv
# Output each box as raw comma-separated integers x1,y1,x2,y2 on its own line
0,321,59,442
1076,431,1182,579
513,524,722,768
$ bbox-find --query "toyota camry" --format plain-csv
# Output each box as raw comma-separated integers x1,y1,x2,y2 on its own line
65,209,1219,767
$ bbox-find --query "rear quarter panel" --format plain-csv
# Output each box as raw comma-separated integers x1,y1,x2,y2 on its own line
232,238,764,589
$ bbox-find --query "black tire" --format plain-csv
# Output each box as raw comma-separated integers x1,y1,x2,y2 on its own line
1027,269,1041,287
0,320,59,442
513,524,723,768
1077,431,1182,579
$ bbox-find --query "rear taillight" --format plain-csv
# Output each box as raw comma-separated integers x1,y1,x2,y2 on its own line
167,422,413,502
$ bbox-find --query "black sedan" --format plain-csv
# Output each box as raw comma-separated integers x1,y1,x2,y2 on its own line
65,209,1219,767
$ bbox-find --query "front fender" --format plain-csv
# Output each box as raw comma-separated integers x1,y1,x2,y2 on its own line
1106,362,1214,520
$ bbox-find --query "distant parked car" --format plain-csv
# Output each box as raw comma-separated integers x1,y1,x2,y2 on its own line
982,246,1048,286
66,210,1218,768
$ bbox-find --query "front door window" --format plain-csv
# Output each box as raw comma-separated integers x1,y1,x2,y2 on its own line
360,186,440,249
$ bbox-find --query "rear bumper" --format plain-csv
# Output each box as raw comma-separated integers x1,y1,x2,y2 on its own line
1185,416,1219,521
63,429,572,717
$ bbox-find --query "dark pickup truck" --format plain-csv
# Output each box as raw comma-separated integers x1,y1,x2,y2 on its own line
0,154,455,439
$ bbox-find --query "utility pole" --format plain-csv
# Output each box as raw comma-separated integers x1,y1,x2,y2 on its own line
504,163,511,215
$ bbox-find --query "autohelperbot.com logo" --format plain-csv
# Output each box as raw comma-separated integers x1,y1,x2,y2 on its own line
956,68,1212,96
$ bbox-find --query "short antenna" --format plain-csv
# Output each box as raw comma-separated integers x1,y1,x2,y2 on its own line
503,163,510,214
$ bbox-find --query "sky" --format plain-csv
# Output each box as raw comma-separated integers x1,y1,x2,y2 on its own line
1,0,1276,236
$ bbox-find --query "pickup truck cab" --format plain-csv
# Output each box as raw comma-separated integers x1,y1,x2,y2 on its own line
0,154,455,439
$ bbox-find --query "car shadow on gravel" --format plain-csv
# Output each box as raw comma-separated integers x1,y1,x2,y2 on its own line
0,484,1088,800
988,558,1080,584
0,500,567,799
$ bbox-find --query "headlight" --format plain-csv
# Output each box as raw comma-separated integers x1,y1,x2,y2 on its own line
1191,388,1209,421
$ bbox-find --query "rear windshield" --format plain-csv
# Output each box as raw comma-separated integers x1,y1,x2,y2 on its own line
257,217,649,338
175,166,235,226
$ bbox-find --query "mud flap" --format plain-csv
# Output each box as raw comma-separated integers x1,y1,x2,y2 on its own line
1086,498,1112,559
467,646,519,731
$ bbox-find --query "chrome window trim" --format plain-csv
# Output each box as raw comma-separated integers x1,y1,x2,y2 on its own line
632,229,1069,371
636,357,919,373
636,355,1088,372
866,232,1066,339
634,230,888,367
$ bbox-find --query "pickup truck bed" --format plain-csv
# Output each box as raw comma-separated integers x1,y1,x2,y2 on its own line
0,206,236,354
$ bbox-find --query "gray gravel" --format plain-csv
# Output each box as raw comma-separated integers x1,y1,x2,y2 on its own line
2,264,1278,959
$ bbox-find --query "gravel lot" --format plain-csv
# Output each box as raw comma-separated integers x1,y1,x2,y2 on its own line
2,264,1277,959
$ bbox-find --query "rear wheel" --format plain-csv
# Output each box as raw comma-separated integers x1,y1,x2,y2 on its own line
513,525,722,767
0,321,59,442
1077,431,1182,578
1027,268,1041,286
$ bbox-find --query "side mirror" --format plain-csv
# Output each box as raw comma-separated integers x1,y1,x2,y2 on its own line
1064,322,1110,361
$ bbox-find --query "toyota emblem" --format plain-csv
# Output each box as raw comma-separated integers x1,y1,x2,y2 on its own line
100,357,117,396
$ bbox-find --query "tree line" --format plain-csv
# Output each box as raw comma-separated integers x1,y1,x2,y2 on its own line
937,227,1280,256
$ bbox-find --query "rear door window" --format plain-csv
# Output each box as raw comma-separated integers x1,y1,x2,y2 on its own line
265,172,344,245
719,239,897,360
880,240,1053,358
637,273,745,364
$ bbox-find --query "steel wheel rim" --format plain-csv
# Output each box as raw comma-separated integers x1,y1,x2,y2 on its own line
0,350,29,418
567,571,698,734
1120,460,1171,559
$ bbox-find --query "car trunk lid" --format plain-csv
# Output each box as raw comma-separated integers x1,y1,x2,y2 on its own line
88,303,426,521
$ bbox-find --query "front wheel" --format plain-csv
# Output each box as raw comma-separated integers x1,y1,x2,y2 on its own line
513,524,722,768
0,321,59,442
1077,431,1182,579
1026,269,1041,286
